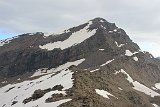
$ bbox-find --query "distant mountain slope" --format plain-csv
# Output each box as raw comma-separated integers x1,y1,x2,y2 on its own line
0,18,160,107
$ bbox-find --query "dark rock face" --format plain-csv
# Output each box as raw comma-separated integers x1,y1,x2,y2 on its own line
0,17,140,78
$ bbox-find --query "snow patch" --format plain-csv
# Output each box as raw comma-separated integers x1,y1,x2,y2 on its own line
152,87,158,90
152,103,159,107
125,50,139,56
125,50,134,56
90,69,100,73
115,41,125,47
118,87,123,90
100,59,115,67
95,89,116,99
113,29,117,32
100,20,105,23
114,70,121,75
99,49,105,51
17,78,21,81
1,81,7,84
100,25,106,29
114,69,160,97
39,21,96,50
133,56,138,61
43,32,54,38
118,69,134,82
108,31,113,33
132,81,160,97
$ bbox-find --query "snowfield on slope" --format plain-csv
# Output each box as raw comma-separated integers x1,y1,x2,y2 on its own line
39,21,97,50
114,69,160,97
0,59,85,107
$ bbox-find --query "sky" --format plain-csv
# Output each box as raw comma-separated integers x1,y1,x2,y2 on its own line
0,0,160,57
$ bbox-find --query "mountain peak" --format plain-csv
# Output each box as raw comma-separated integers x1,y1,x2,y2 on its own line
90,17,107,22
86,17,117,33
1,18,160,107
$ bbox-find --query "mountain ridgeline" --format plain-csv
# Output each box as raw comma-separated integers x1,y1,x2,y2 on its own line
157,57,160,59
0,18,160,107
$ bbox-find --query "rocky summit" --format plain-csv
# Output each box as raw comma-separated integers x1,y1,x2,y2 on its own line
0,17,160,107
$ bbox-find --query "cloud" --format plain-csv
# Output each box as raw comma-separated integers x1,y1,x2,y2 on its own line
0,0,160,33
0,0,160,56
